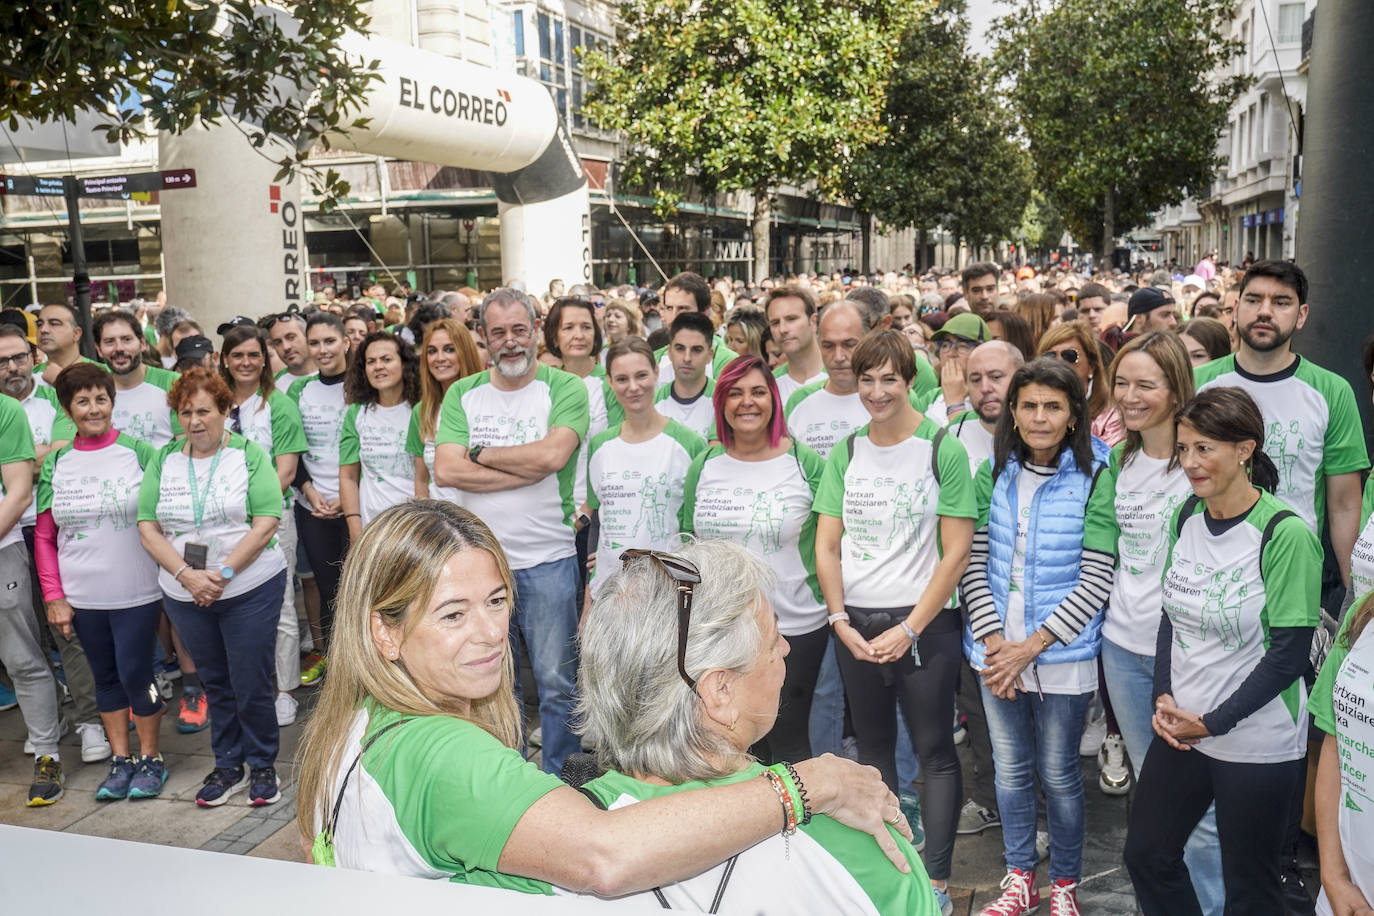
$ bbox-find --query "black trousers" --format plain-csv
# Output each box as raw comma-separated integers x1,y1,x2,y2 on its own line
751,623,831,765
1124,737,1301,916
836,605,963,881
293,505,349,644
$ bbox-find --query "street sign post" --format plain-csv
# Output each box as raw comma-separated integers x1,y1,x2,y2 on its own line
0,169,198,350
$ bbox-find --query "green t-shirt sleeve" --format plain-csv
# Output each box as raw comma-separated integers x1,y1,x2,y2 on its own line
812,437,852,518
973,459,994,528
268,390,308,456
796,441,827,495
129,435,157,469
50,409,76,443
1260,512,1323,628
678,448,713,534
664,419,707,459
36,449,61,514
338,403,361,466
583,427,619,512
914,352,938,397
1318,375,1371,476
548,369,590,441
405,405,424,459
243,439,283,519
1310,606,1365,736
1083,464,1119,555
933,431,976,518
1362,475,1374,530
136,444,171,522
435,377,471,447
1096,444,1125,550
0,398,35,464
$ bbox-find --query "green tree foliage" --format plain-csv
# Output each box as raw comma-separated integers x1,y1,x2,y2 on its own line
583,0,922,281
0,1,378,202
994,0,1247,259
1017,188,1069,255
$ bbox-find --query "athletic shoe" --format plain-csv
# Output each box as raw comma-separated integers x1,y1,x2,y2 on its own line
96,756,136,800
933,885,954,916
300,653,327,686
24,716,69,754
1048,878,1080,916
0,681,17,710
178,689,209,733
26,755,64,806
249,766,281,806
1097,734,1130,796
154,672,176,702
128,755,168,799
980,868,1040,916
899,789,925,853
275,691,298,727
958,799,1002,835
953,712,968,746
196,765,248,807
1036,830,1050,864
1079,714,1106,758
153,654,182,680
76,721,112,763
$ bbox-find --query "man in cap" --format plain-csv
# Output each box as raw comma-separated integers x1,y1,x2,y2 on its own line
1123,287,1179,335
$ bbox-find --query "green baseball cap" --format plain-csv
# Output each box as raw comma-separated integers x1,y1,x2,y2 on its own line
930,312,991,343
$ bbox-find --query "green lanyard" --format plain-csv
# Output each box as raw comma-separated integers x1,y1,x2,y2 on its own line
187,432,227,535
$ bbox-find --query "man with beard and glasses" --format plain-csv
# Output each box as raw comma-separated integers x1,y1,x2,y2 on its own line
434,288,590,775
1194,260,1368,914
86,310,180,447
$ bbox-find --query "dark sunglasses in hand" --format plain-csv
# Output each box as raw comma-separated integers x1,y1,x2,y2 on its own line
620,549,702,690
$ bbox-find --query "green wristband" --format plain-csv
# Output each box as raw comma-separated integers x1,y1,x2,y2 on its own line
767,763,805,827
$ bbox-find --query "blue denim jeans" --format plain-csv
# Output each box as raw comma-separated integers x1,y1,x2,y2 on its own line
1101,638,1225,916
511,555,580,775
164,571,286,770
981,683,1091,880
807,637,843,756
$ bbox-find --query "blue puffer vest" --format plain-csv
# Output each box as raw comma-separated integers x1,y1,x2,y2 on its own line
963,438,1110,669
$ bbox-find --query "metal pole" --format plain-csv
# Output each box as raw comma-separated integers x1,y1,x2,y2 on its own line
26,254,37,306
63,175,95,357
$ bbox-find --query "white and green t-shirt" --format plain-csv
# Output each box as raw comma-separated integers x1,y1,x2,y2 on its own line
1100,443,1194,656
773,365,827,409
784,382,870,460
323,704,562,894
38,433,159,609
274,367,313,396
681,443,827,635
1311,610,1374,914
32,355,102,390
1195,355,1369,535
287,374,347,503
436,364,590,570
585,420,705,596
654,380,716,442
339,400,415,526
577,764,938,915
1349,475,1374,602
16,386,59,527
949,412,994,477
112,365,180,447
573,374,609,510
405,403,461,503
0,395,35,549
137,433,286,602
1161,492,1321,763
813,418,975,608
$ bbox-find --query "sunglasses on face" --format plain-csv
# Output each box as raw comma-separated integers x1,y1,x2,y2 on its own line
1047,348,1080,364
620,549,703,690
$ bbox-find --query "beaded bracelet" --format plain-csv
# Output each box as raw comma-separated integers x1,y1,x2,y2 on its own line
827,612,850,625
762,768,797,834
767,763,806,830
900,621,919,643
780,762,813,825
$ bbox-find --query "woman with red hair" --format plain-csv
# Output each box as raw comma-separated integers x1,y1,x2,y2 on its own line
679,354,828,764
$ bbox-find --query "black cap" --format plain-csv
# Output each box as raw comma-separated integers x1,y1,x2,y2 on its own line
1127,287,1175,319
175,335,215,362
216,315,256,336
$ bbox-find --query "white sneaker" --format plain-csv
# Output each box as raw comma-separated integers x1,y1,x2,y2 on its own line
76,721,112,763
1079,714,1106,758
1098,733,1130,795
275,691,298,727
24,717,69,755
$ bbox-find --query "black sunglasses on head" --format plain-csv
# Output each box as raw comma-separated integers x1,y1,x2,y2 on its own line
621,549,702,690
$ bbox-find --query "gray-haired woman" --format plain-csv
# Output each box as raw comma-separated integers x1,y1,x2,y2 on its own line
577,540,943,915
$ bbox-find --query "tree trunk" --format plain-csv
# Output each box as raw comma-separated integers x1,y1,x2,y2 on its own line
916,227,928,273
860,210,872,275
1101,187,1115,265
752,188,771,284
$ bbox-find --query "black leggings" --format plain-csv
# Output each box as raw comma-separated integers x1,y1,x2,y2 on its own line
751,623,831,765
293,505,349,644
836,606,963,881
1124,737,1301,916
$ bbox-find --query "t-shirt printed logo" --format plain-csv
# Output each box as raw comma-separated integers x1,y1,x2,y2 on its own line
845,474,930,553
632,472,671,542
120,409,155,443
1267,419,1305,495
745,490,785,553
304,403,343,460
1168,562,1247,652
471,413,541,446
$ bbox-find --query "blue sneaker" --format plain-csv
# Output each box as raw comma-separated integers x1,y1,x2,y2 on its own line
899,789,925,853
0,681,16,711
932,885,953,916
128,755,167,799
249,766,281,806
196,765,247,807
96,756,136,800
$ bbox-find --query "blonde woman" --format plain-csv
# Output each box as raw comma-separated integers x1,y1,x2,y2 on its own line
406,318,482,502
296,501,914,893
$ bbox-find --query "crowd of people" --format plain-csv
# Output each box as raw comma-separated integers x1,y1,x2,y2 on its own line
0,256,1369,916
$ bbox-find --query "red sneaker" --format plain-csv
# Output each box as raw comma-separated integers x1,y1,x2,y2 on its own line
980,868,1041,916
1048,878,1080,916
178,689,209,733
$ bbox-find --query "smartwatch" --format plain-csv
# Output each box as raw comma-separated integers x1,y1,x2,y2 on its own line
468,444,485,466
219,565,236,581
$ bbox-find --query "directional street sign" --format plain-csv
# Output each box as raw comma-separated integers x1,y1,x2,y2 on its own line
0,169,197,199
